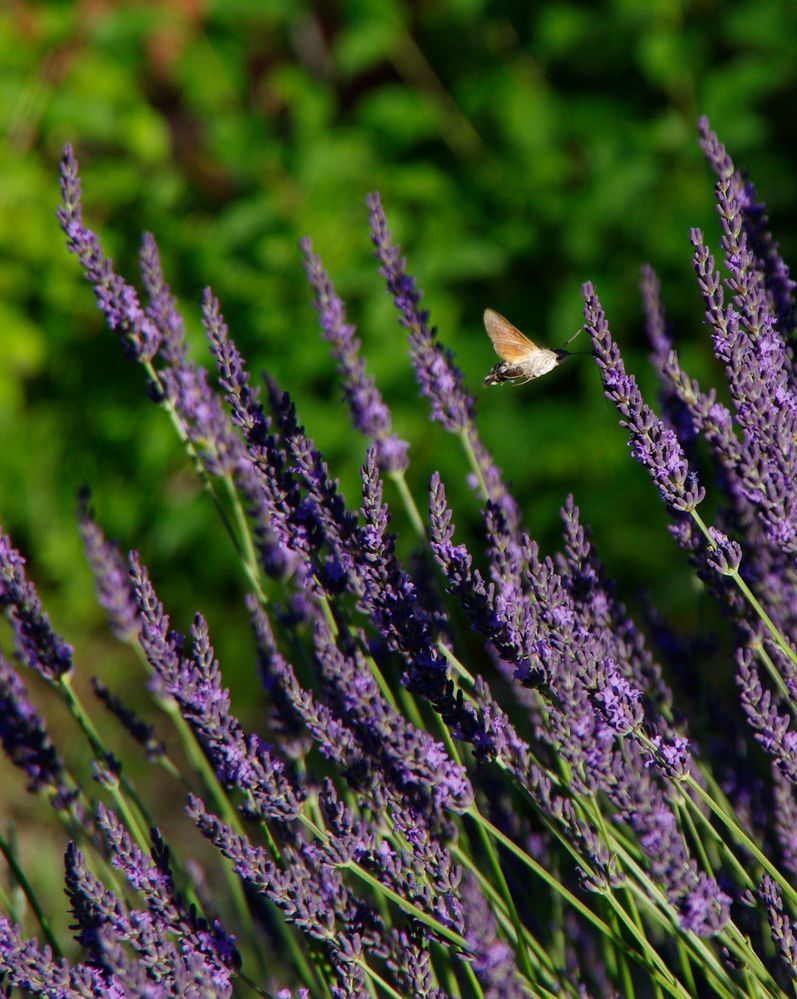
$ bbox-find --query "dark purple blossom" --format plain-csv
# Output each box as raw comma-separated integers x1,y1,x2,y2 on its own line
302,237,409,474
58,146,161,363
78,493,141,643
759,875,797,979
0,915,127,998
583,282,706,515
0,652,72,804
367,192,519,524
0,531,73,682
737,648,797,784
91,677,165,762
130,553,304,822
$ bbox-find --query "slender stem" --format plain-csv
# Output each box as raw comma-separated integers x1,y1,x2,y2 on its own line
690,510,797,675
0,828,61,957
685,775,797,908
388,469,426,539
59,674,151,851
459,429,489,500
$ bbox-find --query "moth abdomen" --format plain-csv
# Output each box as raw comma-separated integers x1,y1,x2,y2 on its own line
484,362,523,385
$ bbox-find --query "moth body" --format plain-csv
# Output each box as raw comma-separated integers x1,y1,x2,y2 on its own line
482,308,570,386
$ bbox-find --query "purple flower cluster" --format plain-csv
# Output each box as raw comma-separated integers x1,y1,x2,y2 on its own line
4,124,797,998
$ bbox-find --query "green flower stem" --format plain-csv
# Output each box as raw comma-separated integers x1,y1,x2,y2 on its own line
437,638,476,685
235,971,271,998
690,510,797,675
387,469,426,539
351,958,406,999
222,471,270,606
0,827,61,957
684,774,797,908
677,796,716,879
459,429,489,500
59,673,151,851
592,795,775,999
459,958,485,999
481,797,695,999
435,723,541,986
142,360,254,585
467,809,610,943
611,839,765,999
472,805,535,981
676,942,697,999
450,843,569,995
300,806,468,950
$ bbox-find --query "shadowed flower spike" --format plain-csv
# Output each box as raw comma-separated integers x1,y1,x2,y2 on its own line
91,677,165,762
130,553,304,821
759,875,797,979
690,205,797,552
0,651,72,805
699,117,796,335
366,193,474,436
0,915,128,997
58,146,161,363
0,530,73,681
301,237,409,474
78,491,141,643
583,282,706,515
367,192,519,524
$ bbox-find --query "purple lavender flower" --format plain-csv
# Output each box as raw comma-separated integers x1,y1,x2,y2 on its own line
0,914,127,997
592,660,643,736
0,651,72,804
367,193,519,523
0,530,73,682
58,146,161,363
699,117,795,335
368,193,473,434
91,677,165,762
95,803,239,985
301,237,409,474
737,648,797,784
759,875,797,979
583,282,705,515
78,492,141,643
138,232,189,367
130,553,304,822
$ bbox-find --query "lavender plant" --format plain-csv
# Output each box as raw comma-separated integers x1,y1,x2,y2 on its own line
2,119,797,997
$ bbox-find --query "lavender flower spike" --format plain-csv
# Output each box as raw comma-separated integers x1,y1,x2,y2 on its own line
0,651,72,804
583,282,706,514
367,192,474,435
302,237,409,474
78,491,141,643
58,145,161,363
0,529,73,681
368,192,519,523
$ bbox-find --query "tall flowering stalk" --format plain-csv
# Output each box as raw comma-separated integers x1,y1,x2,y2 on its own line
3,121,797,998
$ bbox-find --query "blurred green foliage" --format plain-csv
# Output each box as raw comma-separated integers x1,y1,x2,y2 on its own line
2,0,797,712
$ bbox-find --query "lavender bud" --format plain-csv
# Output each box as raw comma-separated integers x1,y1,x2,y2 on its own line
706,528,743,576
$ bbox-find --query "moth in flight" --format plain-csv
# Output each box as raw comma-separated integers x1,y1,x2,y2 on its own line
483,308,584,386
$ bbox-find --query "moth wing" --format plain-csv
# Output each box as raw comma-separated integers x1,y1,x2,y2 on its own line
483,308,541,362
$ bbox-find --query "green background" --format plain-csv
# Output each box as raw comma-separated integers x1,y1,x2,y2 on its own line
2,0,797,760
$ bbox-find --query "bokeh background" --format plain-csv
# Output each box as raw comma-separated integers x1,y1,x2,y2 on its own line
2,0,797,842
